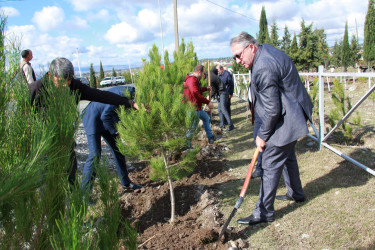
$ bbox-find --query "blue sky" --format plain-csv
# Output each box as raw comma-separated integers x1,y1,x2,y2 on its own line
1,0,368,73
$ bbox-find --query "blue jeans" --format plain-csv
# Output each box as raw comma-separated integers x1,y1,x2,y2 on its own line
219,93,233,128
186,109,214,148
81,131,131,192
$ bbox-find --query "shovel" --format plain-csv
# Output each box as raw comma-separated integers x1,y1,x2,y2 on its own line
218,147,260,240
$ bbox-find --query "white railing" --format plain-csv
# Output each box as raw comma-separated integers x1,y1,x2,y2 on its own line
233,67,375,176
232,71,251,101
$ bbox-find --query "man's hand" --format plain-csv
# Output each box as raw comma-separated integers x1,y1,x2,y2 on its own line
207,86,212,91
132,102,139,110
229,95,233,98
208,102,214,109
256,136,266,152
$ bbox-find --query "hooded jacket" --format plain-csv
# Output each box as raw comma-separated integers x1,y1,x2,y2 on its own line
183,73,209,111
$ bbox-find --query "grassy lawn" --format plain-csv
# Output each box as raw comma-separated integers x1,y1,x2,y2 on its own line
217,78,375,249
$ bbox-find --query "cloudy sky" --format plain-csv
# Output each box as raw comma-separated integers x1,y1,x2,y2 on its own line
1,0,368,72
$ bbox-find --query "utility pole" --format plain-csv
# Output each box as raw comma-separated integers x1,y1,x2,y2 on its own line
173,0,179,52
355,18,359,42
158,0,165,64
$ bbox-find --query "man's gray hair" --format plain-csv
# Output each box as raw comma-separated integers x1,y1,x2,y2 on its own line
230,32,258,49
49,57,75,80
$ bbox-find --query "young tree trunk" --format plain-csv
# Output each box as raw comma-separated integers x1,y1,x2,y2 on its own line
161,147,175,224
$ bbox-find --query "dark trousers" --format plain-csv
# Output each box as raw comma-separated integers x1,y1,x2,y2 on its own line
218,93,233,128
253,115,263,172
81,131,131,191
251,140,305,220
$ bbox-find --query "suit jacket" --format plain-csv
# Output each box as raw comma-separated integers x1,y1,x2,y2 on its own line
250,44,313,147
82,86,127,136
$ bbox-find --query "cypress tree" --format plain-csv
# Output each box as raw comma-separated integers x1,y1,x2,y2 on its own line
289,33,299,64
117,39,198,223
280,25,292,54
89,63,97,88
363,0,375,66
297,19,319,71
315,28,329,68
331,40,342,67
269,19,280,48
99,60,104,82
258,6,270,44
112,67,117,77
350,34,361,67
342,22,350,72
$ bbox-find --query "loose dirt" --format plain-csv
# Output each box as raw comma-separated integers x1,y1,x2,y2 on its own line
119,143,234,249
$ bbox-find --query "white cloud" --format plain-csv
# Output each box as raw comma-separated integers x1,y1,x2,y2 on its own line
6,25,36,49
0,6,20,17
67,16,89,30
32,6,65,32
96,9,110,20
105,22,138,44
104,21,154,44
136,9,159,31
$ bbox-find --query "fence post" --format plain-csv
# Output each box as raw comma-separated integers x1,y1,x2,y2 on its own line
369,77,371,89
318,65,324,150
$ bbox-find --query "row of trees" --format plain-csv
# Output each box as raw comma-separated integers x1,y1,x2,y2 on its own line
233,0,375,73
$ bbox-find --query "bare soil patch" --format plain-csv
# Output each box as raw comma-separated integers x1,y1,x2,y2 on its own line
118,143,234,249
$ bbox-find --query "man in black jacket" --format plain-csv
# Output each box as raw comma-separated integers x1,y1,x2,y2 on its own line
231,32,312,225
29,57,139,184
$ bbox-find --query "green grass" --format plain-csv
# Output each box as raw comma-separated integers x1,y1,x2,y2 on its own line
217,80,375,249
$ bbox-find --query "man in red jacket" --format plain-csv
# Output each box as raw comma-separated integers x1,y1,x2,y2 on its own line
183,65,216,147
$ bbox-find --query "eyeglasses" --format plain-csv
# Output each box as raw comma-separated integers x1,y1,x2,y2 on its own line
233,45,249,61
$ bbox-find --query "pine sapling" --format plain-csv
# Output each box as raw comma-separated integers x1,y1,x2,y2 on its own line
117,40,199,223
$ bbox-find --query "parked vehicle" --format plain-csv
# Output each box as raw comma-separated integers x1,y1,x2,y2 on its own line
100,77,116,87
75,77,90,86
115,76,126,85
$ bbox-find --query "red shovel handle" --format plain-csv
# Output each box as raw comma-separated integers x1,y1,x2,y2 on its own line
239,147,260,197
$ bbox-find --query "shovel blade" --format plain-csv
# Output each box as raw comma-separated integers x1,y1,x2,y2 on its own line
218,207,237,240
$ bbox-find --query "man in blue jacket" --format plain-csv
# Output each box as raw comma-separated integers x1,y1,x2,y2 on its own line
217,65,234,131
230,32,313,225
81,86,142,192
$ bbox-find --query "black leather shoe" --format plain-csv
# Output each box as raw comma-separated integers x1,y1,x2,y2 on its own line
251,169,262,179
237,215,274,225
226,126,235,132
276,194,306,203
123,182,143,190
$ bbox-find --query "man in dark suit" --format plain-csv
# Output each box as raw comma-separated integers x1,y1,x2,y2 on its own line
230,32,313,225
81,86,142,192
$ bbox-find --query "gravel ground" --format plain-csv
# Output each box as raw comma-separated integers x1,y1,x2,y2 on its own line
75,122,120,175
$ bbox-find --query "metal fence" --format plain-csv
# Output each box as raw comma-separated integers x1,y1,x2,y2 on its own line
232,67,375,176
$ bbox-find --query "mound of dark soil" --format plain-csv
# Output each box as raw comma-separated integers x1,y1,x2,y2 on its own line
119,143,234,249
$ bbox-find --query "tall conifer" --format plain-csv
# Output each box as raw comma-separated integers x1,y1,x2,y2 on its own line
363,0,375,66
270,19,280,48
89,63,97,88
281,25,291,54
258,6,270,44
99,60,104,82
342,22,350,72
